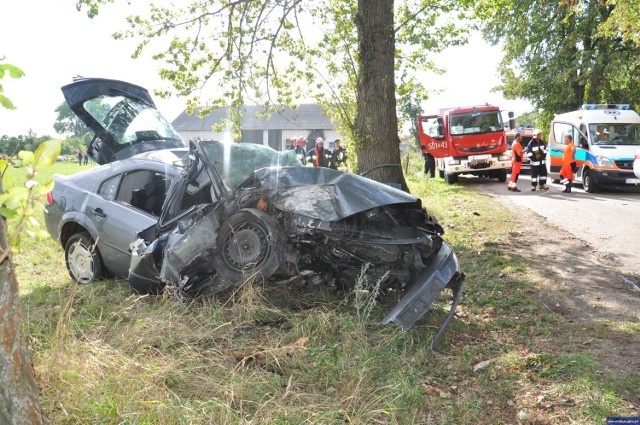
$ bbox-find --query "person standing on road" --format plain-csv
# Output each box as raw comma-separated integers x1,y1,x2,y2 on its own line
559,134,577,193
525,129,549,191
423,152,436,179
507,133,523,192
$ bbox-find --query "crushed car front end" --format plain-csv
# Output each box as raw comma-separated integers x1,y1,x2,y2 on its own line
129,140,464,345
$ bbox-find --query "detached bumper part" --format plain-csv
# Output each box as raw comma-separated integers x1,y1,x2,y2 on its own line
380,242,465,349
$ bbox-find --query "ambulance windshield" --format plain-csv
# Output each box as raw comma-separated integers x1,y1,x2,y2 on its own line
589,123,640,146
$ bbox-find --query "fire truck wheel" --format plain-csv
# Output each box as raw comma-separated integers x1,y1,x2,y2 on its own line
497,170,508,182
444,171,458,184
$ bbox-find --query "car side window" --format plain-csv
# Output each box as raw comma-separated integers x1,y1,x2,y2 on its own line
98,175,121,199
98,170,172,217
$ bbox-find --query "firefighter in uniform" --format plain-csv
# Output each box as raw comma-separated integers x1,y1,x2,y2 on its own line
307,138,330,167
294,137,307,164
330,138,347,170
507,133,523,192
525,129,549,191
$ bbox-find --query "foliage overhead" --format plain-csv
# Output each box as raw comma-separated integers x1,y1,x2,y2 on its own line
477,0,640,123
0,62,25,110
598,0,640,46
74,0,472,141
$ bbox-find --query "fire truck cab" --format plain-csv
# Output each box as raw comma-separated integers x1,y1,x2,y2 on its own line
546,104,640,192
418,105,513,184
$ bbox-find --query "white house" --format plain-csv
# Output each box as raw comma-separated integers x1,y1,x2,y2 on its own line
171,104,343,151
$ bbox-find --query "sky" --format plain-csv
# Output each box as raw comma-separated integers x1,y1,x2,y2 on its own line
0,1,532,138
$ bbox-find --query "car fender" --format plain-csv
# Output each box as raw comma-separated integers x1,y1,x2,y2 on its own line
59,210,100,246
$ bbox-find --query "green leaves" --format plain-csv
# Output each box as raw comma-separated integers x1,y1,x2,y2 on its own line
0,140,62,250
0,62,25,110
478,0,640,115
33,140,62,168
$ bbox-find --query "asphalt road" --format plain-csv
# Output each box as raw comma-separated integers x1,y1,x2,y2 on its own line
465,173,640,277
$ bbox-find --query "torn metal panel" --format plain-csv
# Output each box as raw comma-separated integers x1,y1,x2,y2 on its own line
380,242,460,330
159,209,221,287
246,167,422,221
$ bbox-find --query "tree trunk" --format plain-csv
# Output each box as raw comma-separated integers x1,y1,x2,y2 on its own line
354,0,408,191
0,211,46,423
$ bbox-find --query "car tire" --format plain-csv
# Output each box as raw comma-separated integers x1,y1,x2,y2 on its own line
64,232,105,284
438,169,445,179
444,171,458,184
583,169,598,193
497,170,508,182
214,209,285,285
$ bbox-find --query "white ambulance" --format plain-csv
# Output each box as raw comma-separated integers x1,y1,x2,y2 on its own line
546,104,640,192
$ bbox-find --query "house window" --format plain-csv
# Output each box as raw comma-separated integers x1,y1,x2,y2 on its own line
241,130,263,145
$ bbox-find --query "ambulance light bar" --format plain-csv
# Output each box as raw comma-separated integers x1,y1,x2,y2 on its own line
581,104,631,110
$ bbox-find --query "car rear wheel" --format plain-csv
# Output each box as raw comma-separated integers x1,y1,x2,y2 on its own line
583,169,598,193
215,209,285,284
65,232,105,284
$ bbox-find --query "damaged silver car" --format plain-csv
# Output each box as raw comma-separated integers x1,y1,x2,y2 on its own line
45,78,464,345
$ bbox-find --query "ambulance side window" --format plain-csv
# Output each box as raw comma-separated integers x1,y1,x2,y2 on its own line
578,124,589,149
553,123,580,146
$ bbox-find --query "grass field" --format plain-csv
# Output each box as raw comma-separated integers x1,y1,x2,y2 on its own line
7,155,639,424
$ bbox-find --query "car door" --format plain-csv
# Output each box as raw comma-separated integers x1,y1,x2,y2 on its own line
417,114,451,158
91,168,173,278
547,121,584,177
61,78,186,164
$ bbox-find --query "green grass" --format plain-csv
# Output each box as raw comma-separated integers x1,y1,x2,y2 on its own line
5,156,638,423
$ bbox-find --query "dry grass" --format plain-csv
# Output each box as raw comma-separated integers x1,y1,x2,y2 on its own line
10,157,640,423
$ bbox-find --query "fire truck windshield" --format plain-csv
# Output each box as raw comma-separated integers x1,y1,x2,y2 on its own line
449,111,503,136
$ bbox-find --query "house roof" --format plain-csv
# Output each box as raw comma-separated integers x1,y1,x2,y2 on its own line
171,104,335,131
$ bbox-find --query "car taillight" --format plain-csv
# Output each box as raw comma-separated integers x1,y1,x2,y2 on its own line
46,192,54,206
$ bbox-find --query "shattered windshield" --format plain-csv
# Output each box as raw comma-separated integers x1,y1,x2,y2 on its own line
200,141,302,189
449,111,503,136
589,123,640,146
83,95,182,145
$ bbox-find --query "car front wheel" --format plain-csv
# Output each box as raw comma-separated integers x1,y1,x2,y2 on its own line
583,169,598,193
65,232,105,284
215,209,285,285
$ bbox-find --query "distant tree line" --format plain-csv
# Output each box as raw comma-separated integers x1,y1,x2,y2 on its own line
0,101,91,157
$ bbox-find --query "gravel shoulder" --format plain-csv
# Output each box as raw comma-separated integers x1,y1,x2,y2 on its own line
494,196,640,396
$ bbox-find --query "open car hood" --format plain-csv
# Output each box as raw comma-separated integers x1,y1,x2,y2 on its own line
61,78,186,164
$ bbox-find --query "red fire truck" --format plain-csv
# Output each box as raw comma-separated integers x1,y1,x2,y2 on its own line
418,105,514,184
